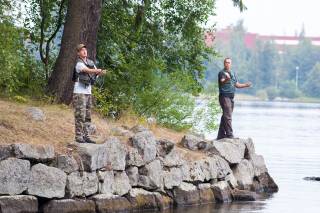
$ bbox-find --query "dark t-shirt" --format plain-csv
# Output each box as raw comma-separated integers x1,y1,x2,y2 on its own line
218,69,238,97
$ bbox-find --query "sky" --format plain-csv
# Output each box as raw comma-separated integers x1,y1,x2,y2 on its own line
211,0,320,37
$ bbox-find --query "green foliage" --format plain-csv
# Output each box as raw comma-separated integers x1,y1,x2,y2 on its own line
303,63,320,98
279,80,301,98
265,87,279,101
95,0,220,131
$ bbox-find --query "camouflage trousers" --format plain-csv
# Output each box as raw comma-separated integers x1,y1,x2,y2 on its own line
73,93,92,141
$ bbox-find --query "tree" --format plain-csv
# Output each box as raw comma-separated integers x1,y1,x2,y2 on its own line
47,0,103,103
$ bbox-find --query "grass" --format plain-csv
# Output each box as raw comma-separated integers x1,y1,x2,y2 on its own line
0,98,189,154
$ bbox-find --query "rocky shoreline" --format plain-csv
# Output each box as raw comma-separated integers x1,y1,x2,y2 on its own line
0,126,278,213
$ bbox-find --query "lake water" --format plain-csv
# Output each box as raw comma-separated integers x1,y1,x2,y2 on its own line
175,101,320,213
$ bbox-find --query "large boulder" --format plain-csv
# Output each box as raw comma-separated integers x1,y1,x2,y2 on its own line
43,199,96,213
0,145,13,160
160,148,184,167
67,172,98,197
198,183,215,204
104,137,127,171
210,139,246,164
242,138,255,159
211,181,232,203
75,143,109,171
163,167,183,189
181,134,206,151
252,172,279,193
98,170,114,194
27,163,67,198
130,131,157,163
126,166,139,186
113,171,131,196
126,147,145,167
54,154,79,174
232,159,255,189
91,194,132,213
156,139,175,157
13,144,55,162
128,188,159,211
138,160,163,190
250,154,268,176
0,158,30,195
172,182,200,206
0,195,38,213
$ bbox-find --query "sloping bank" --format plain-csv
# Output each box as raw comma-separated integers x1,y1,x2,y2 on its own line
0,125,278,213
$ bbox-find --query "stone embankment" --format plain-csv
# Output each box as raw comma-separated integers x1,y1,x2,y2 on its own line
0,126,278,213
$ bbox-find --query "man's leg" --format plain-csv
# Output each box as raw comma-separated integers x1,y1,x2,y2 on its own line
223,97,234,138
217,95,227,140
73,93,86,143
83,94,95,143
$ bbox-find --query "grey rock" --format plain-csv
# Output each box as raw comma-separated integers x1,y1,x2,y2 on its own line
13,143,55,162
210,139,246,164
67,171,98,197
126,166,139,186
0,158,30,195
113,171,131,196
0,195,38,213
26,107,45,121
91,194,131,213
75,143,109,171
231,189,258,201
232,159,255,188
0,145,13,160
128,188,158,211
130,131,157,163
84,122,97,135
173,182,200,206
104,137,126,171
160,148,184,167
252,172,279,193
98,170,114,194
156,139,175,157
181,134,205,151
163,167,183,189
250,154,268,176
55,155,79,174
126,147,145,167
242,138,255,159
138,160,163,190
212,181,232,203
28,163,66,198
43,199,96,213
225,172,238,189
198,183,215,204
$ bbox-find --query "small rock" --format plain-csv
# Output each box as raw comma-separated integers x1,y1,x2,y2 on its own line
0,145,13,161
163,167,183,189
160,148,184,167
54,155,79,174
43,199,95,213
27,163,66,198
156,139,175,157
0,195,38,213
304,176,320,181
212,181,233,203
110,126,132,137
126,147,145,167
130,131,157,164
67,171,98,197
173,182,200,206
98,170,114,194
231,189,258,201
104,137,127,171
181,134,206,151
113,171,131,196
0,158,30,195
13,143,55,162
131,125,149,133
84,122,97,135
126,166,139,186
75,143,109,171
26,107,45,121
91,194,131,213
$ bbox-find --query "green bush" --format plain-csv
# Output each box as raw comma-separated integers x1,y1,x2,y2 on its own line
265,87,279,100
279,80,302,98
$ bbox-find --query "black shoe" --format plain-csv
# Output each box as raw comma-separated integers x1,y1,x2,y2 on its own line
84,137,96,144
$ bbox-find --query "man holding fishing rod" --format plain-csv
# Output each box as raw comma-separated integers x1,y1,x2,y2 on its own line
217,57,252,140
73,43,107,144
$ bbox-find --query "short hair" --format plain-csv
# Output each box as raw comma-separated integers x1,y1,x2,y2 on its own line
224,57,231,63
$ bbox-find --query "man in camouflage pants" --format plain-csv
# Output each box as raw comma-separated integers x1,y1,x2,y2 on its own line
73,44,105,143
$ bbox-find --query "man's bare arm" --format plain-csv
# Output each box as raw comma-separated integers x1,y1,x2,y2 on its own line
235,82,252,88
81,67,102,75
220,72,231,84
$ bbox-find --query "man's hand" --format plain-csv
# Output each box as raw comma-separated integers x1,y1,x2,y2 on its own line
245,82,252,87
224,72,231,79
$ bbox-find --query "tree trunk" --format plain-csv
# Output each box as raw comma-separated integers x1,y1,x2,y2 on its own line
47,0,102,104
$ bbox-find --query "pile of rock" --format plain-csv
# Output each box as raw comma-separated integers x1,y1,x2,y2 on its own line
0,126,278,213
